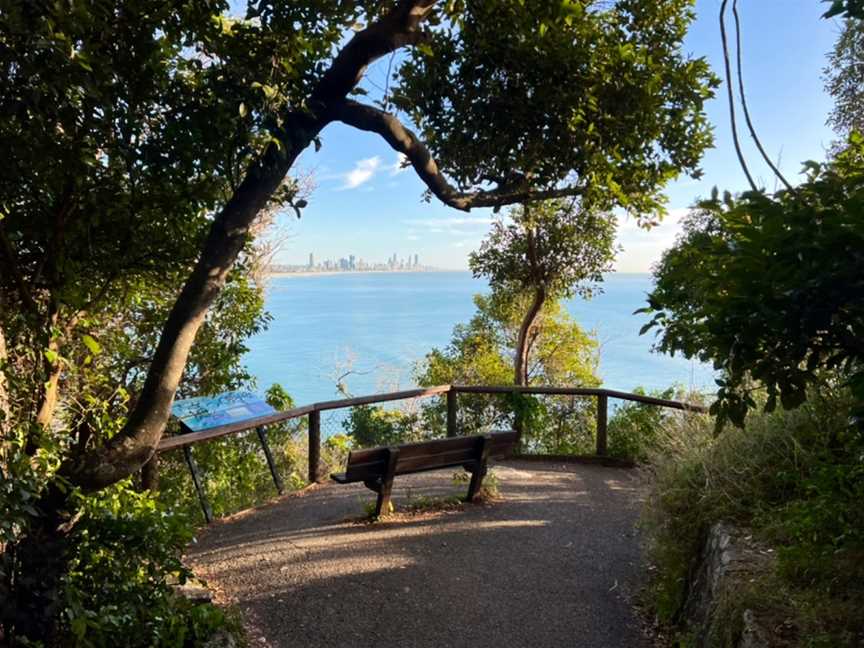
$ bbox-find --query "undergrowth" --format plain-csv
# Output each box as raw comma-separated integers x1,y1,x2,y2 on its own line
642,384,864,646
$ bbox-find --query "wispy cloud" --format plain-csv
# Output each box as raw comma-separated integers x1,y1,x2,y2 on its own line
389,153,409,176
405,215,494,228
615,207,692,273
341,156,381,189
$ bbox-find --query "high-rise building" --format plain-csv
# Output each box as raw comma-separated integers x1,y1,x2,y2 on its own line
414,254,419,268
349,254,356,270
308,252,314,268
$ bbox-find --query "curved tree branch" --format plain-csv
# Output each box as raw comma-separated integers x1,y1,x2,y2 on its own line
731,0,794,192
331,100,585,211
61,0,445,490
310,0,436,107
719,0,758,192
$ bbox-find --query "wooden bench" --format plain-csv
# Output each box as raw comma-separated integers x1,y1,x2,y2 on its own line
331,431,519,517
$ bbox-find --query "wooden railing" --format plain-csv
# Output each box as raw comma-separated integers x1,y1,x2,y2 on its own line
156,384,706,521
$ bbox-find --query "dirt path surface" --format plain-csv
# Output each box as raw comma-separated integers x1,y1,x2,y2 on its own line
187,460,650,648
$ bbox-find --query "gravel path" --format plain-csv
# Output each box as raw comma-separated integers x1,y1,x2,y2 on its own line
187,460,650,648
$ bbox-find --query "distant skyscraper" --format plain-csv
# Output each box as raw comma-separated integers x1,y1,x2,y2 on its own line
308,252,314,268
349,254,356,270
414,254,419,267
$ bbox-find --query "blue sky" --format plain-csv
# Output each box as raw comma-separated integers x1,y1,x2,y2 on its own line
272,1,843,272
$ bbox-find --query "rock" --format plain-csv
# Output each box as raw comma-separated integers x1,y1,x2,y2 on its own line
680,523,773,648
739,609,770,648
173,578,213,604
203,630,239,648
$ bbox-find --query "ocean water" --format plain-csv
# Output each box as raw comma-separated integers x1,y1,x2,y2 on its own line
243,271,715,406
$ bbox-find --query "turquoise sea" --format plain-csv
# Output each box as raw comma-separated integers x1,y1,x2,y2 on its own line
243,272,715,406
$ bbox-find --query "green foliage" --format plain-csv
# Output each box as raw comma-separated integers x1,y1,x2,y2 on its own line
642,137,864,428
6,479,244,647
823,0,864,19
342,405,421,448
0,425,63,546
470,200,617,300
396,0,718,217
417,292,600,451
824,19,864,151
643,386,864,642
321,433,352,476
608,387,679,461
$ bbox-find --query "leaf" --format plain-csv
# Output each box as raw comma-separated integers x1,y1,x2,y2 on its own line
238,102,247,117
44,349,59,364
82,334,102,355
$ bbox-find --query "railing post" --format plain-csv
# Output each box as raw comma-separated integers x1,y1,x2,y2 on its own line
308,409,321,484
446,389,458,437
256,426,285,495
183,446,213,524
596,394,608,456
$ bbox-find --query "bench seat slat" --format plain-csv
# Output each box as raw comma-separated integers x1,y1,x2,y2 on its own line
332,431,519,486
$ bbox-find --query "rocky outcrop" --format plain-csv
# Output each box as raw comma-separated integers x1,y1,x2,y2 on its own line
681,523,774,647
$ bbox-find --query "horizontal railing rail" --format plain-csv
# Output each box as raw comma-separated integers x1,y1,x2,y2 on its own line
155,383,707,522
156,385,452,452
451,385,707,412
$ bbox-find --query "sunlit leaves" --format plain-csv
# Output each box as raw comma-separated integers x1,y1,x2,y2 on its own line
470,199,617,301
394,0,718,218
642,136,864,428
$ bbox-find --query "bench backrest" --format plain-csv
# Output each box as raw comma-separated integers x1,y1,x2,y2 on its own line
343,431,518,483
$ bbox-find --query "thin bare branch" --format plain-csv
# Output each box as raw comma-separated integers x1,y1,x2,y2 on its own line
732,0,794,191
719,0,758,192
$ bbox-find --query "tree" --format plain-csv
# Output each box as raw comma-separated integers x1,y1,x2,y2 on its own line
1,1,716,639
641,137,864,429
824,18,864,150
417,291,600,450
822,0,864,19
470,199,616,387
1,0,715,486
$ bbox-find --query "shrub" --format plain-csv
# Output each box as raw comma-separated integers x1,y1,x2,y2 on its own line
642,385,864,643
1,475,244,647
342,405,422,448
606,387,707,461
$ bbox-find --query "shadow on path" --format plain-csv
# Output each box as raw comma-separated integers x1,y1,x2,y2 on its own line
187,460,649,648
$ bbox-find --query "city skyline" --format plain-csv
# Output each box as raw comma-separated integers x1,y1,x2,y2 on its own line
270,251,433,274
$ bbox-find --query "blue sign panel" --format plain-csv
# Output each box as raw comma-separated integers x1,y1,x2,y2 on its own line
171,391,276,433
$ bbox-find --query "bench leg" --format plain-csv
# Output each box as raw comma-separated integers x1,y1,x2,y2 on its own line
363,447,399,518
465,435,492,502
465,462,487,502
375,477,394,517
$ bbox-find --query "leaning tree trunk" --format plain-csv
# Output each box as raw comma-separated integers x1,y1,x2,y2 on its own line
514,286,546,388
512,286,545,444
10,5,442,640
